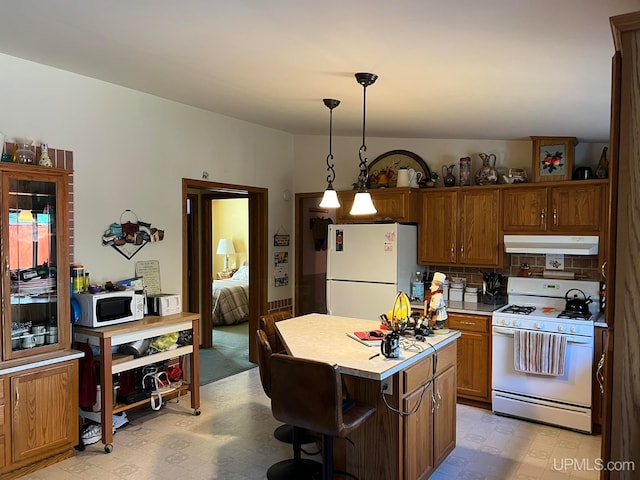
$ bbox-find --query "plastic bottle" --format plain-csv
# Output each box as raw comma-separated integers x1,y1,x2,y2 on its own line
411,271,424,301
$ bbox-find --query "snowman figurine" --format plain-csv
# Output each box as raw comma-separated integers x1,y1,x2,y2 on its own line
426,272,449,334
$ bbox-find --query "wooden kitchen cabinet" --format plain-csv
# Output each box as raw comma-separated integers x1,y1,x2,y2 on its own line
336,187,420,223
419,188,500,267
402,341,456,480
0,160,81,478
448,313,491,406
501,181,606,234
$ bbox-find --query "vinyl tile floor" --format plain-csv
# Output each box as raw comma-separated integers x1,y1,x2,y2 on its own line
25,368,601,480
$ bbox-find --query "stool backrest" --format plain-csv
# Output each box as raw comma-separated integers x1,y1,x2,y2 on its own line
270,353,342,437
259,311,291,353
256,329,274,398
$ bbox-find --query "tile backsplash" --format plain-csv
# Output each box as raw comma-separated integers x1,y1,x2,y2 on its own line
424,253,601,291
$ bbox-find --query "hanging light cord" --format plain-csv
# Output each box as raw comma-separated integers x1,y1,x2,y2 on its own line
325,100,338,186
354,73,377,191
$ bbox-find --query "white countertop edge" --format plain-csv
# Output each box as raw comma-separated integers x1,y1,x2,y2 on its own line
0,350,84,376
340,330,462,381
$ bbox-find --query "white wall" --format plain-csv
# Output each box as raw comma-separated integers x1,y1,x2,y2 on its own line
0,52,608,302
0,53,294,300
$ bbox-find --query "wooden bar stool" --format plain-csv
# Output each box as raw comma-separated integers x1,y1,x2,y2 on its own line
256,330,321,480
270,354,377,480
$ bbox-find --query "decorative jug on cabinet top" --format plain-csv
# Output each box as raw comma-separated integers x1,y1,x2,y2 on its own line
442,164,456,187
475,153,498,185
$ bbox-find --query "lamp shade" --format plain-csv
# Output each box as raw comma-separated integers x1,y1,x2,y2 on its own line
319,186,340,209
350,192,377,215
216,238,236,255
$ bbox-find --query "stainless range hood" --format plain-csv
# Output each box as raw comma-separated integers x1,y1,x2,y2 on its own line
504,235,599,255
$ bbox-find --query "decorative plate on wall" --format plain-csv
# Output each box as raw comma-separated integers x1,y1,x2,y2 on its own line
367,150,431,188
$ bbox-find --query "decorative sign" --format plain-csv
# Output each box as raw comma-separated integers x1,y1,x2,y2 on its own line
274,225,290,246
274,252,289,287
135,260,162,294
102,209,165,260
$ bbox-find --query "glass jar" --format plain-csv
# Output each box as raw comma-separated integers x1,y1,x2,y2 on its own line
14,137,35,164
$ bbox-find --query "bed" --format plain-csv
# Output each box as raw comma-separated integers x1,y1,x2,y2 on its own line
212,265,249,325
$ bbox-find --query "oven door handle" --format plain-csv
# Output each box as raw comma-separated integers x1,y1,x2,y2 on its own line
492,326,592,344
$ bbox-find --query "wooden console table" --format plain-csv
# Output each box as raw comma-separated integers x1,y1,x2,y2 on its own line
73,312,200,452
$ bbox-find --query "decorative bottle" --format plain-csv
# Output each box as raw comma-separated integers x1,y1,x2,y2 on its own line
595,146,608,179
39,143,53,167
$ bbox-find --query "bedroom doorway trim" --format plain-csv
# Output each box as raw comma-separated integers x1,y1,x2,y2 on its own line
182,179,268,364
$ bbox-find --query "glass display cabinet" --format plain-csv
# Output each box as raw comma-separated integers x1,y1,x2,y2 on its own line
1,163,70,361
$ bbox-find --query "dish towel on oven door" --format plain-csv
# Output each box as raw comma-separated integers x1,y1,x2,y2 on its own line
513,330,567,376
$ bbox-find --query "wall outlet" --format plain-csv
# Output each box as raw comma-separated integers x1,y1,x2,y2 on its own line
381,378,393,395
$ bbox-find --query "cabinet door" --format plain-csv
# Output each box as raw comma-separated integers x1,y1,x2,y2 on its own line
11,362,78,463
433,365,456,467
337,189,417,223
550,184,603,233
448,314,490,402
403,382,434,480
502,187,548,232
419,191,457,265
459,189,500,266
1,167,70,361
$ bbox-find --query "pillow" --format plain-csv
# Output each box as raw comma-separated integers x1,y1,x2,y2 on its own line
231,265,249,282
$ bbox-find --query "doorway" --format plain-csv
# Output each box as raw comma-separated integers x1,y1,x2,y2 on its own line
182,179,268,364
294,192,336,315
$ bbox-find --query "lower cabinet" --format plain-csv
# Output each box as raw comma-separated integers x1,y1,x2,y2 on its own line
403,342,457,480
448,313,491,406
0,359,78,478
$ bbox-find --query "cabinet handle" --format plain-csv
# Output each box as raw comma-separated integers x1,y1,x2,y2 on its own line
460,245,464,255
596,353,605,394
553,209,558,225
601,261,607,280
436,389,442,409
540,209,546,228
431,391,436,413
15,387,19,408
461,321,475,326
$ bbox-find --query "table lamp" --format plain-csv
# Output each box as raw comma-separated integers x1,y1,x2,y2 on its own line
216,238,236,271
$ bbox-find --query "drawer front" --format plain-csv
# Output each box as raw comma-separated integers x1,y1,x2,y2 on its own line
403,340,457,393
449,313,490,333
403,355,433,394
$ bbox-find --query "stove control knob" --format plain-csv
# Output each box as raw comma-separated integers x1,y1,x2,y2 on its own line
501,319,508,326
534,322,544,329
570,326,577,334
557,324,564,332
511,320,520,327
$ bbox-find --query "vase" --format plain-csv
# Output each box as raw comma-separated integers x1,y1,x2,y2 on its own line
475,153,498,185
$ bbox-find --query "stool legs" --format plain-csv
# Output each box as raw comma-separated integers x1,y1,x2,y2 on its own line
266,427,321,480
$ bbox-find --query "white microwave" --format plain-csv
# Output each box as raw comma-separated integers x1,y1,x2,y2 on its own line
74,290,144,327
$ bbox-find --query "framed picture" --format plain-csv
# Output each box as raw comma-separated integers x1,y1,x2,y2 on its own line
530,136,577,182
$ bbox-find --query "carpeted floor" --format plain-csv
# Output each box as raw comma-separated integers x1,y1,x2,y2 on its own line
199,322,256,385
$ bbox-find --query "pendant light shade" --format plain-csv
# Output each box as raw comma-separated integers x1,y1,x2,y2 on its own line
319,98,341,209
350,72,378,216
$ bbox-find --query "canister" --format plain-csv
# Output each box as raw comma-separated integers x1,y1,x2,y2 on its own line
464,287,478,303
450,285,464,302
71,264,85,293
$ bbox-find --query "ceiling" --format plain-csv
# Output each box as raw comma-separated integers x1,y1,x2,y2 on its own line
1,0,638,142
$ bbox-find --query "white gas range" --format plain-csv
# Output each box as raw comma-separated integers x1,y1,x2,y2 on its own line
491,277,599,433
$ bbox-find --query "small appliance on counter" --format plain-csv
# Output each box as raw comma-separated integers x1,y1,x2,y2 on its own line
74,289,145,327
147,293,182,316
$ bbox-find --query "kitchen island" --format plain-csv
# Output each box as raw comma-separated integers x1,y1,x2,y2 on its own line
276,314,460,480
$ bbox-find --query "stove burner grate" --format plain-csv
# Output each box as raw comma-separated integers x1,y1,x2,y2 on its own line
501,305,537,315
557,310,592,321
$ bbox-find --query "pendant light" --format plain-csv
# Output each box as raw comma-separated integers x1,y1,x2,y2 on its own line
350,72,378,215
319,98,341,209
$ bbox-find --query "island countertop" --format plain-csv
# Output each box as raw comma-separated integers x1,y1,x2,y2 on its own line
275,313,460,381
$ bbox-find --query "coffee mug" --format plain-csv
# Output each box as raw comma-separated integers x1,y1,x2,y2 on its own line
35,333,46,346
381,331,401,358
32,325,46,334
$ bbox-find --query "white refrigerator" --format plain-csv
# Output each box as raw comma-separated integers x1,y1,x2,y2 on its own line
326,223,419,320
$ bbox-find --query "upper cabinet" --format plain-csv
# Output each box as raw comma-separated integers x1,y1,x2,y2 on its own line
0,163,70,361
502,181,606,234
336,188,420,224
419,188,501,267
